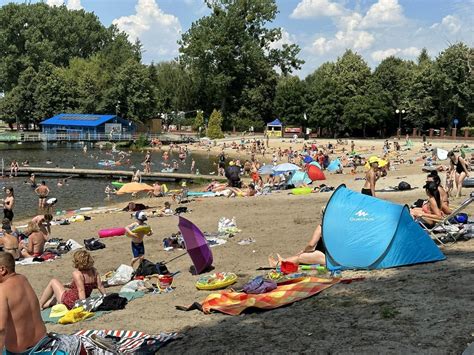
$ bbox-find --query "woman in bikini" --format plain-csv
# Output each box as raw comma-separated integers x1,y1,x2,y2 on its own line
39,250,105,310
426,171,451,215
410,182,444,226
448,151,469,198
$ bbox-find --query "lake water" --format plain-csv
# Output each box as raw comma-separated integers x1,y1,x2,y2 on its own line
0,143,218,220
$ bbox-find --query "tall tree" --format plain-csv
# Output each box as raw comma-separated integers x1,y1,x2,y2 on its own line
430,43,474,128
179,0,303,128
0,2,110,91
273,75,307,126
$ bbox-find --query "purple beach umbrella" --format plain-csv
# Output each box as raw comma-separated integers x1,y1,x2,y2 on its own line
178,216,213,274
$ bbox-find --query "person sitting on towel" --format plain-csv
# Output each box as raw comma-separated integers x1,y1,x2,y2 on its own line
39,250,105,310
20,222,46,258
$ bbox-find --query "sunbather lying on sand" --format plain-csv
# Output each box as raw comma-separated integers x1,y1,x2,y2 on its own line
269,224,326,267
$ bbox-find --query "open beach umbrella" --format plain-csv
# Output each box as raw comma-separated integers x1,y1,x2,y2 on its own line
258,164,275,175
116,182,154,195
178,216,213,275
273,163,301,174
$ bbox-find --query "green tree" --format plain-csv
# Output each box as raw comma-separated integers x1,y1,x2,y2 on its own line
193,110,204,133
405,49,436,130
273,75,307,126
369,56,415,133
430,43,474,128
0,2,111,91
109,59,157,122
179,0,303,127
207,109,224,139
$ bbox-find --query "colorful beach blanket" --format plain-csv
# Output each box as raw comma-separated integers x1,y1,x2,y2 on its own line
194,277,341,316
76,329,180,353
41,292,144,324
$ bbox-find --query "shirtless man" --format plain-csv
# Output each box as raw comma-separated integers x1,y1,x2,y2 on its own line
147,182,162,198
0,252,48,353
31,214,53,238
361,157,379,197
20,222,46,258
0,221,20,260
35,181,50,209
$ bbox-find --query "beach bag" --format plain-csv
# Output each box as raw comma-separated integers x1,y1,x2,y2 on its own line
106,264,134,286
398,181,411,191
243,276,277,294
84,238,106,251
134,259,157,277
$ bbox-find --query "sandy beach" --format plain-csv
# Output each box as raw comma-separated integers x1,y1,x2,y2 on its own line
14,138,474,353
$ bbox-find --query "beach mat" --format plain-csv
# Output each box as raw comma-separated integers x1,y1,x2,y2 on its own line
180,277,341,316
41,292,144,324
76,329,181,353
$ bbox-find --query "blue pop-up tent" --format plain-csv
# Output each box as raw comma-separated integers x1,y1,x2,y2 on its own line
322,185,445,270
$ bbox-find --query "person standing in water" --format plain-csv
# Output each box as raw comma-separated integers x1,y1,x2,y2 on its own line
35,181,50,209
361,157,379,197
144,151,151,173
2,187,15,221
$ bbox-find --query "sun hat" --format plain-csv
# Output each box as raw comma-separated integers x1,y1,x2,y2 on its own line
50,304,68,318
135,211,147,221
229,161,235,166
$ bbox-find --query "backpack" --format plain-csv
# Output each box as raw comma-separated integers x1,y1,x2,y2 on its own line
84,238,106,251
134,259,169,277
398,181,411,191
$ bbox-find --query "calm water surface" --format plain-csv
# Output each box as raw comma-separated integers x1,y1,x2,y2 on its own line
0,143,218,220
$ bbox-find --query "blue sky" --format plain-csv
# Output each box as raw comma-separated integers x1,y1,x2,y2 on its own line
1,0,473,76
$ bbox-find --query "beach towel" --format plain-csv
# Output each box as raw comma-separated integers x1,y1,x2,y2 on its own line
41,292,144,324
186,277,340,315
76,329,180,354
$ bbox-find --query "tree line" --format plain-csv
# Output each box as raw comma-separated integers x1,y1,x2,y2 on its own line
0,1,472,137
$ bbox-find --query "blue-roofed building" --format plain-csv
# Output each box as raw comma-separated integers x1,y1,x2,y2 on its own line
40,114,135,138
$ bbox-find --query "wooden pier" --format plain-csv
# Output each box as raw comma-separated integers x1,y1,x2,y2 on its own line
17,167,226,183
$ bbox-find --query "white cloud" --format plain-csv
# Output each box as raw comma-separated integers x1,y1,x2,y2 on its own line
113,0,182,60
290,0,345,19
359,0,405,28
311,30,375,54
67,0,83,10
371,46,420,62
441,15,462,34
46,0,63,6
46,0,83,10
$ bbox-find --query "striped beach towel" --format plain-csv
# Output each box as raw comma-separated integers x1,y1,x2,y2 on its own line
75,329,180,353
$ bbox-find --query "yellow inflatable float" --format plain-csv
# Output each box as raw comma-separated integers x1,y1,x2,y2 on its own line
196,272,237,290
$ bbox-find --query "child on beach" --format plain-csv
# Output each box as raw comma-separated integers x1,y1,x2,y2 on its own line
125,211,153,266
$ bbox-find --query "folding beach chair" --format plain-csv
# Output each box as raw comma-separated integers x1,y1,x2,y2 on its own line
418,192,474,245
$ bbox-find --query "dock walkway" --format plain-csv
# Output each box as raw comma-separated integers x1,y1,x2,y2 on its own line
17,167,225,183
